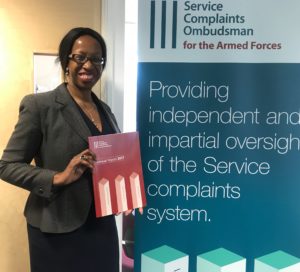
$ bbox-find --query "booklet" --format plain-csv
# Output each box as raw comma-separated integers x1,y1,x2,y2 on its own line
88,132,147,217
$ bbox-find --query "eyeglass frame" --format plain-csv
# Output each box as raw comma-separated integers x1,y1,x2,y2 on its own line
68,54,105,66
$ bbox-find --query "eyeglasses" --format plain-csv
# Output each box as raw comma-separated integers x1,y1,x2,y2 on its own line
68,54,105,66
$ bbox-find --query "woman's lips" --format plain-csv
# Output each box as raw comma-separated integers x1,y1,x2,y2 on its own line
78,73,94,81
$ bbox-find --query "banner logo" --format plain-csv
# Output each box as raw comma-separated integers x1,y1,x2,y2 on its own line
150,0,178,49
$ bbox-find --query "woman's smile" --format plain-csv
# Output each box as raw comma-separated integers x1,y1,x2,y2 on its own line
78,71,96,82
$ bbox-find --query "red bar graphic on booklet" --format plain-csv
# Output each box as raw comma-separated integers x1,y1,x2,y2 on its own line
88,132,147,217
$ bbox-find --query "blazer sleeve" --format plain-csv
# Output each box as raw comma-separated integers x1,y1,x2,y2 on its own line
0,94,55,199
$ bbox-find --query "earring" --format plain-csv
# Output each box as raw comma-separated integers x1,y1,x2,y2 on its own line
64,67,69,83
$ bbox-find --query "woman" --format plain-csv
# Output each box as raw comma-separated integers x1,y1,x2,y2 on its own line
0,27,121,272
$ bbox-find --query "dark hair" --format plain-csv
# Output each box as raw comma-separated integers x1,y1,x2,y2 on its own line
58,27,107,74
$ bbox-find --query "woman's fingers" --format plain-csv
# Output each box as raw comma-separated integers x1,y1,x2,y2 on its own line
78,150,96,169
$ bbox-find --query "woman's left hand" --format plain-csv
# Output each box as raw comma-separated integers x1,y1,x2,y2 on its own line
124,207,144,216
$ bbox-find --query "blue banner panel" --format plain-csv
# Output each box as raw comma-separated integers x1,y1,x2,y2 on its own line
136,63,300,272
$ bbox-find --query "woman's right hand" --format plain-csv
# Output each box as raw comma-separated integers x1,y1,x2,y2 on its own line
53,149,96,186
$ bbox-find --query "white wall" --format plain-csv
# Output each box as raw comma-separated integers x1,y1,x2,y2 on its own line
101,0,126,132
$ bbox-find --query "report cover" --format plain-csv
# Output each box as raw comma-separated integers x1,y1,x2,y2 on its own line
88,132,147,217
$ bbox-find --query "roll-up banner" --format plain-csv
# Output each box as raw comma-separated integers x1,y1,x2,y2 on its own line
135,1,300,272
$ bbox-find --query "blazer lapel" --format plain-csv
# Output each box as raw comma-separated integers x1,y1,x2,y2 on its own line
92,92,121,133
54,84,91,143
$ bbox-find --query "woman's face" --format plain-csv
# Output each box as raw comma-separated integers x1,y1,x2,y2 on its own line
67,35,103,91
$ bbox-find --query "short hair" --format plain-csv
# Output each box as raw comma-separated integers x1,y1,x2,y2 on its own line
58,27,107,74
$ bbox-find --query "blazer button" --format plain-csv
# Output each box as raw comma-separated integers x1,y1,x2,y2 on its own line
38,188,44,194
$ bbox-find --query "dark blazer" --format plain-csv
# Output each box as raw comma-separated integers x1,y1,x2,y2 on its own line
0,83,120,233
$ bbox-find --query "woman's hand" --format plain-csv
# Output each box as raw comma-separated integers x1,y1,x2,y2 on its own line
124,207,144,216
53,149,96,186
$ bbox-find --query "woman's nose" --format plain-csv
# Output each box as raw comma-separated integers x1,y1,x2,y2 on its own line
82,59,94,68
